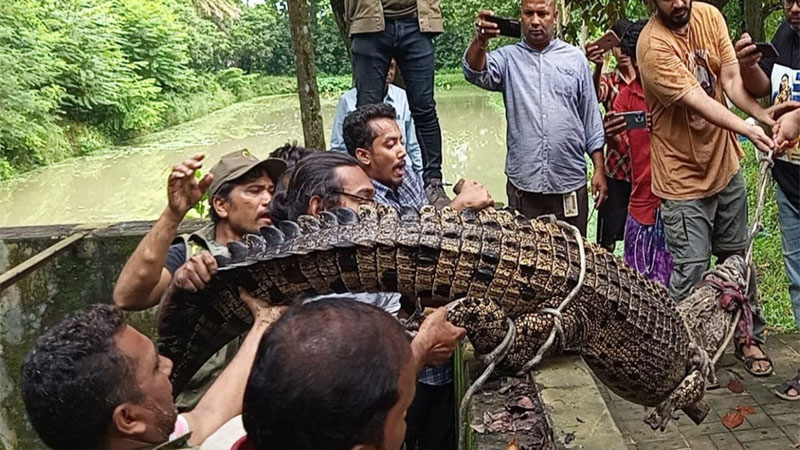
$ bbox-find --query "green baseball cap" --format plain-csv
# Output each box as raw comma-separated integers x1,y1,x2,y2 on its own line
208,149,287,197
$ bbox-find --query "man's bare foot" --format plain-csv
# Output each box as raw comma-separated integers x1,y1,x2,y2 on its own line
736,340,773,376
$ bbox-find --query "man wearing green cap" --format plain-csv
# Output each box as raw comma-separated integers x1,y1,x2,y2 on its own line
113,149,286,409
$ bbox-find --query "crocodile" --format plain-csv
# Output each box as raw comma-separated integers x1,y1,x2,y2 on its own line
158,204,748,430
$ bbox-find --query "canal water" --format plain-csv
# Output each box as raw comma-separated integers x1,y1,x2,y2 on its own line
0,87,511,227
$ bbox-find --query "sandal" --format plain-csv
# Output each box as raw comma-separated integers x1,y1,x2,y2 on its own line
774,369,800,401
734,341,774,377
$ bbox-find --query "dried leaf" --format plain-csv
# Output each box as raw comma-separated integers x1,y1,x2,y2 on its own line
727,378,745,394
507,437,519,450
564,432,576,444
470,424,486,434
514,395,536,411
736,405,756,416
576,416,585,424
722,411,745,429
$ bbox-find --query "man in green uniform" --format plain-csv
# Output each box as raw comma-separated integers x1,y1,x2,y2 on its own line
113,150,286,409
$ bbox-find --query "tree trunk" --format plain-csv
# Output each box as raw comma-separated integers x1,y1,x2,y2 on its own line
288,0,326,149
743,0,766,41
330,0,351,52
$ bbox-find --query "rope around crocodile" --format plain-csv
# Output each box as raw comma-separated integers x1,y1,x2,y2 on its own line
454,152,775,449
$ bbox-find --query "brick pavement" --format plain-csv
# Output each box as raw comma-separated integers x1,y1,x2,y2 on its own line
597,333,800,450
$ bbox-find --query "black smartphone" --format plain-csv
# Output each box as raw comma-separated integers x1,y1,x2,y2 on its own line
619,111,648,130
754,42,779,59
484,15,521,38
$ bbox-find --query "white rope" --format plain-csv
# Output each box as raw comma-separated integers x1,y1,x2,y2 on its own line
456,317,516,450
516,219,587,375
711,151,773,365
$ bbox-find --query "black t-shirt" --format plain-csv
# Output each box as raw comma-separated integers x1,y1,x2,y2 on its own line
760,20,800,205
165,242,187,275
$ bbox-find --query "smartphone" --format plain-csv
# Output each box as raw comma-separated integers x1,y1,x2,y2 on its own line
753,42,779,59
590,30,621,52
484,15,521,38
619,111,648,130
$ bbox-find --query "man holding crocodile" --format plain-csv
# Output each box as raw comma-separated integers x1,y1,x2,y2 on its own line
113,149,286,409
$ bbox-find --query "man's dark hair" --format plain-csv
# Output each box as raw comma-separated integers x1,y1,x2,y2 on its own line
621,20,647,60
342,103,397,157
210,166,271,223
21,304,142,449
243,298,412,450
611,19,633,41
269,142,318,170
268,152,363,223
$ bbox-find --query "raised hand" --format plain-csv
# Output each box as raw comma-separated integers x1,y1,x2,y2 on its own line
167,154,214,218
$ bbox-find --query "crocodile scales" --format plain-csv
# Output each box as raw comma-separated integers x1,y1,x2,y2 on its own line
158,204,746,430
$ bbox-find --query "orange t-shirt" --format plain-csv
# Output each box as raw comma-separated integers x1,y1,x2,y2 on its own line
637,2,744,200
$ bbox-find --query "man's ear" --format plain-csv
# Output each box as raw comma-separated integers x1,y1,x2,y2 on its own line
111,403,148,438
211,196,229,219
355,147,372,166
308,195,324,216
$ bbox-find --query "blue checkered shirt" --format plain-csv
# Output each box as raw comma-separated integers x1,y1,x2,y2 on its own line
372,167,453,386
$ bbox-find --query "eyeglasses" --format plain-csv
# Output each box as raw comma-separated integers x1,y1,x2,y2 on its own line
785,0,800,7
331,190,377,206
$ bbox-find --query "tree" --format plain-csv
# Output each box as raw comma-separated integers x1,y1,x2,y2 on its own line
288,0,326,149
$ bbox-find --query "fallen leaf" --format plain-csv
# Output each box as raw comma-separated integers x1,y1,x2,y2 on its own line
513,395,536,411
736,405,756,416
722,411,745,429
470,424,486,434
576,417,585,424
727,378,745,394
564,432,576,444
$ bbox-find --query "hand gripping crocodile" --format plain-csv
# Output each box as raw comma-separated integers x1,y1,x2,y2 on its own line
158,205,749,430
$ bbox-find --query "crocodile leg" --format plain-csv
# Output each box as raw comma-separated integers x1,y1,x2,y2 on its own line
645,370,709,431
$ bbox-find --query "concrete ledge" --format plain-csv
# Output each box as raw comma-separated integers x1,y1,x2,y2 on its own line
536,355,627,449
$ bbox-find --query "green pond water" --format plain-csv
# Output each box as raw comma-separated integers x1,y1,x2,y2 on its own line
0,86,511,228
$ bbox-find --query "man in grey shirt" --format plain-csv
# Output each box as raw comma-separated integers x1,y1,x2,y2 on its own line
463,0,607,235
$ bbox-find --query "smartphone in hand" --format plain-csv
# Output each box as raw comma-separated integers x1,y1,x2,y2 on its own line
753,42,779,59
590,30,620,52
618,111,648,130
484,15,521,38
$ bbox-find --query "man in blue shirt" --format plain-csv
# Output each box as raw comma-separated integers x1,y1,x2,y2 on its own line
342,103,493,450
331,60,424,178
464,0,608,235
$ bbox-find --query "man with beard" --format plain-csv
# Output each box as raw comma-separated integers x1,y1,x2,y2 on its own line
465,0,608,236
342,104,490,450
637,0,776,376
345,0,448,208
113,150,286,409
21,291,284,449
735,0,800,399
330,59,423,178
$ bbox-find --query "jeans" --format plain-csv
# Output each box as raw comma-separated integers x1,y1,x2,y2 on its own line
351,17,442,183
777,184,800,331
661,171,766,344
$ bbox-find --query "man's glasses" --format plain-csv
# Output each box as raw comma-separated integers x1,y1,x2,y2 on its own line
785,0,800,7
331,190,377,206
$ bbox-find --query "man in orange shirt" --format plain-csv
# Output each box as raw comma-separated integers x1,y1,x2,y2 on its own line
638,0,776,376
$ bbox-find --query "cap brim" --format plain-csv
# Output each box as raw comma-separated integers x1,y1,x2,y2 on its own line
224,158,288,188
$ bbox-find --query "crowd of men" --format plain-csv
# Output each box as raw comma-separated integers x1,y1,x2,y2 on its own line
17,0,800,448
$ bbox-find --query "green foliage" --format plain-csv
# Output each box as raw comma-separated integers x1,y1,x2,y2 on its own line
228,4,280,73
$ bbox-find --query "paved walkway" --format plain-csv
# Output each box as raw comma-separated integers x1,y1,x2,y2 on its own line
597,333,800,450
